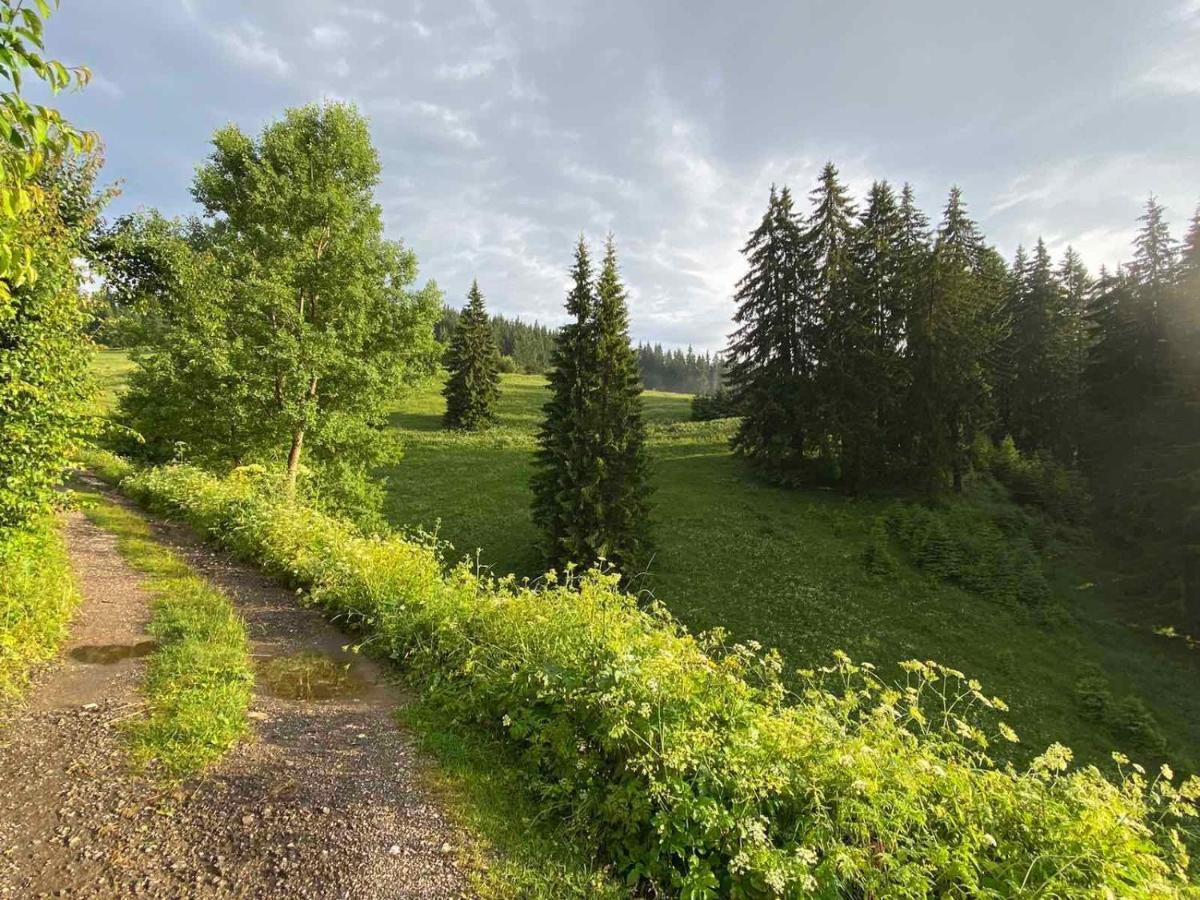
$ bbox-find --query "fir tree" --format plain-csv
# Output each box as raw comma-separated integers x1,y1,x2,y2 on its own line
531,238,600,571
802,162,860,481
1057,246,1093,457
443,280,501,429
591,237,653,573
1001,238,1074,455
908,187,1000,492
840,179,907,488
725,186,812,479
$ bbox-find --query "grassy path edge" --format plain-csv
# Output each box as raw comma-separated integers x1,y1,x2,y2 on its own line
80,452,624,898
79,487,253,780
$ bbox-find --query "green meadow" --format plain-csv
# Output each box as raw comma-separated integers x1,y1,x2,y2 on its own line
94,350,1200,771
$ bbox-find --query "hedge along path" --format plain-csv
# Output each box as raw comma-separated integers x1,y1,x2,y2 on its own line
0,480,468,899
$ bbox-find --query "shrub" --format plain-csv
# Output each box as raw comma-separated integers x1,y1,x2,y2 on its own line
975,436,1089,523
119,463,1199,897
690,388,741,422
1073,665,1169,757
860,517,899,577
1111,697,1169,756
1074,665,1112,722
884,498,1052,608
0,516,80,701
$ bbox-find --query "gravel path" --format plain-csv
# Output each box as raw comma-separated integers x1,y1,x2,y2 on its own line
0,490,471,899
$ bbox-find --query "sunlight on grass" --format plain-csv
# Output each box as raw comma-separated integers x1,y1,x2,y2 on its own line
80,490,253,780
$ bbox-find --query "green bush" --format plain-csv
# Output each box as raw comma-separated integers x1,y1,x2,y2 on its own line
1073,665,1169,758
884,497,1052,608
690,388,741,422
1074,665,1112,722
120,463,1199,897
975,436,1089,523
0,516,80,701
1111,697,1169,756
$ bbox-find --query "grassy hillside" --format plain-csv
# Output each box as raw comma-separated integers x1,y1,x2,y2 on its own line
383,373,1200,771
92,351,1200,771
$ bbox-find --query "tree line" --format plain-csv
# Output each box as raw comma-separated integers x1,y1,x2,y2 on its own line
437,303,723,393
726,162,1200,628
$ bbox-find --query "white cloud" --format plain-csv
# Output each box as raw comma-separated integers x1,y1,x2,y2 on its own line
90,72,124,100
217,25,290,77
985,154,1198,270
436,59,496,81
386,100,482,149
308,24,349,48
1136,0,1200,94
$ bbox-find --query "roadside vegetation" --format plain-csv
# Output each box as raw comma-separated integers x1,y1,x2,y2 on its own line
0,1,98,704
0,516,79,702
104,461,1199,896
79,490,252,779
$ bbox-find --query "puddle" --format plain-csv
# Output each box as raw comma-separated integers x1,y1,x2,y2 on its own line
255,652,367,701
69,640,157,664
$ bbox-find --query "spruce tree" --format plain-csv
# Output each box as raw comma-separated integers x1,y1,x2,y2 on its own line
1057,246,1093,457
842,180,907,488
1001,238,1074,455
908,187,1000,492
725,186,812,479
443,280,501,429
591,237,653,573
802,162,860,482
531,238,600,571
1161,206,1200,629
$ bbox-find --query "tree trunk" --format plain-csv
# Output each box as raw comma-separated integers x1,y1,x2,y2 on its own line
285,375,319,496
286,427,304,495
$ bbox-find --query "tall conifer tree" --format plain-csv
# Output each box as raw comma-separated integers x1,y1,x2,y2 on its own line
908,187,999,491
841,180,907,488
591,237,653,573
803,162,860,479
532,237,653,577
725,186,812,479
1001,238,1074,454
1057,246,1093,457
532,238,600,570
443,280,501,430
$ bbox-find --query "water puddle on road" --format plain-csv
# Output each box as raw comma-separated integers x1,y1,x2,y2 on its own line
255,651,367,701
69,640,157,664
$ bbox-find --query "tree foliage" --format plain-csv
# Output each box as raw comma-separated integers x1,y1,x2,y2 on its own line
0,1,100,533
532,237,652,576
443,279,500,430
113,103,440,519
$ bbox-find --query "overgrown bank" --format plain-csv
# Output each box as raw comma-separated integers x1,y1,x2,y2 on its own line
107,458,1198,897
0,517,80,702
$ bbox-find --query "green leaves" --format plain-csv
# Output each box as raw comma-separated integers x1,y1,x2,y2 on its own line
116,103,439,521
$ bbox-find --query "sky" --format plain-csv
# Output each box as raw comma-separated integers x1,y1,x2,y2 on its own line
42,0,1200,350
